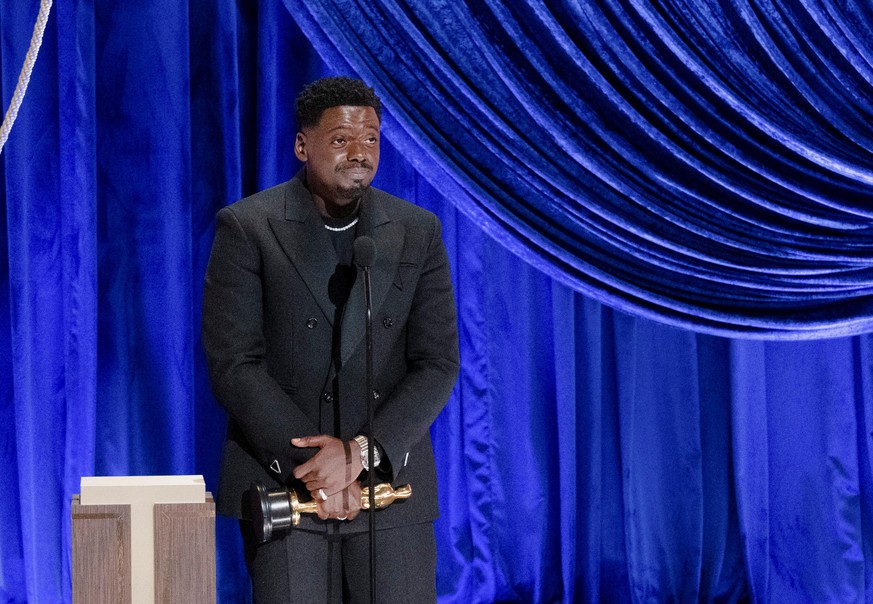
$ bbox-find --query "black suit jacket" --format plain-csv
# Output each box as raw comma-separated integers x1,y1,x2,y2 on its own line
202,173,460,534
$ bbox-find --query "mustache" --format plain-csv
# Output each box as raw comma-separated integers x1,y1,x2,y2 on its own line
336,161,374,172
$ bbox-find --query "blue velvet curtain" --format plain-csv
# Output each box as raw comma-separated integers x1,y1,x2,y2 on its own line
284,0,873,339
1,1,871,603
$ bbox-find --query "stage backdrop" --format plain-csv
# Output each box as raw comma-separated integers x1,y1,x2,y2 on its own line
1,1,871,603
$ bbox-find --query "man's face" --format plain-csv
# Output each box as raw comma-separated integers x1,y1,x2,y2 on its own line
295,105,380,216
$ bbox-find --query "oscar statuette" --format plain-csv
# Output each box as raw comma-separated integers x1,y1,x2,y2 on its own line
249,482,412,543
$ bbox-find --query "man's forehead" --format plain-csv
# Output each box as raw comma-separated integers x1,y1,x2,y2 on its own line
317,105,380,125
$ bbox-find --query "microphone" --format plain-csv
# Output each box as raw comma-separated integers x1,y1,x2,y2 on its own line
354,235,378,604
354,236,376,268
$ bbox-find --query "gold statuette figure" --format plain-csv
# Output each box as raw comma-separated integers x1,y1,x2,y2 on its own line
250,482,412,543
294,483,411,518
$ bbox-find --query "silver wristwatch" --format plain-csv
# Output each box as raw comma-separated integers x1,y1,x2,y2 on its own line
353,434,381,471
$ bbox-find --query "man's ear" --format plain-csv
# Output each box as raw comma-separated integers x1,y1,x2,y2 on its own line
294,132,307,161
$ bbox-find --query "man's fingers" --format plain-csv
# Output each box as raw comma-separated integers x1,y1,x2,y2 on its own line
290,435,351,493
290,434,331,479
292,460,313,480
291,435,329,448
294,466,325,485
316,487,361,521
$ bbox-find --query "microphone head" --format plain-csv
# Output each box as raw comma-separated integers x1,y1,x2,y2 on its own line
354,236,377,268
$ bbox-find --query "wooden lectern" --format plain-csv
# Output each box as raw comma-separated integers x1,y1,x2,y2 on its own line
71,475,216,604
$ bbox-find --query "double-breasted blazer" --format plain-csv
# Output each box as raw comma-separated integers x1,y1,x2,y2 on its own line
202,172,460,534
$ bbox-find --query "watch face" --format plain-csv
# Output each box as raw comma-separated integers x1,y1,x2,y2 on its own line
353,435,381,470
355,435,369,470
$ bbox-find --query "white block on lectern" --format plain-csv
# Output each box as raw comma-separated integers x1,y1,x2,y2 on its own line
80,475,207,604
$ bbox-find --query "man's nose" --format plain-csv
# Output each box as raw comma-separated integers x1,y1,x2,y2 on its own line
346,141,366,161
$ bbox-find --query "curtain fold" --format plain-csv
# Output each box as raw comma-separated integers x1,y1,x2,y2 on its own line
1,2,95,600
282,0,873,338
92,0,194,477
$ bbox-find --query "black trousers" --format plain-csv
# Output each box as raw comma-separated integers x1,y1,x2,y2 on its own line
240,520,437,603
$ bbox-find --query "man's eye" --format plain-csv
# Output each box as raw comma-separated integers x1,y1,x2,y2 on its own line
333,138,345,145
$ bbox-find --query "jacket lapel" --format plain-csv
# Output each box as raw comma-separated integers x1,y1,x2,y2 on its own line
268,177,338,325
341,191,404,366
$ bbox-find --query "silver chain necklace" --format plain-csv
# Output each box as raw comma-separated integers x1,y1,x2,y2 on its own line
323,217,359,232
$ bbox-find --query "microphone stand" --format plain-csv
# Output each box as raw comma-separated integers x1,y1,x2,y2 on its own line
360,246,377,604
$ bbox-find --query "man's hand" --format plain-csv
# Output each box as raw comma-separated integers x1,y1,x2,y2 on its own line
315,481,362,521
291,435,364,499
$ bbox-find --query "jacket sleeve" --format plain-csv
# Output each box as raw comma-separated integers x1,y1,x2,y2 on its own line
368,214,460,480
202,205,318,483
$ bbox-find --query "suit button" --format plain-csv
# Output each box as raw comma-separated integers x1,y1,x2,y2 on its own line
372,390,380,400
322,392,333,403
306,317,318,329
382,317,393,328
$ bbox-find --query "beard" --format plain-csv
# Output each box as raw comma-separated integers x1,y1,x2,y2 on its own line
335,180,370,201
334,161,375,200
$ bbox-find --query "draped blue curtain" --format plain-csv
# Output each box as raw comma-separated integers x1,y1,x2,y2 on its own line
284,0,873,339
1,1,871,603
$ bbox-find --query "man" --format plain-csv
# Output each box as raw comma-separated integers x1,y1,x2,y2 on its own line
202,77,460,602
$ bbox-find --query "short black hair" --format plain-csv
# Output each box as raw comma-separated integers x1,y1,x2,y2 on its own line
295,77,382,129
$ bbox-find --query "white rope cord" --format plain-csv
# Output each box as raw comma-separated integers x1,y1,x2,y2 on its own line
0,0,54,156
